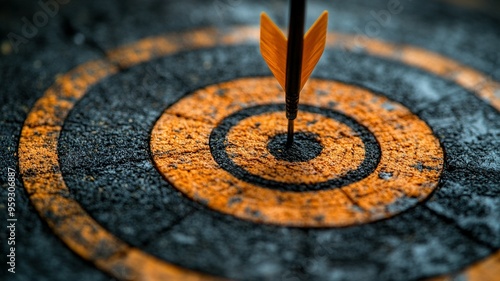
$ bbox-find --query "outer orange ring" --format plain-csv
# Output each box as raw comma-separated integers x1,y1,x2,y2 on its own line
18,27,500,280
428,250,500,281
150,77,443,227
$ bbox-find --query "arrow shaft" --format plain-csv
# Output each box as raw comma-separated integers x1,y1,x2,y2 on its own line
285,0,306,122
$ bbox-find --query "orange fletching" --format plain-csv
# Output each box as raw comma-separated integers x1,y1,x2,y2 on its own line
301,11,328,89
260,12,288,90
260,11,328,91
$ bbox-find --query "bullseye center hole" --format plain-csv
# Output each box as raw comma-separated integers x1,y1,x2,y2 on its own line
267,132,323,162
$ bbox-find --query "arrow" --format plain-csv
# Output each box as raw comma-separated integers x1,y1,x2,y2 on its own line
260,2,328,146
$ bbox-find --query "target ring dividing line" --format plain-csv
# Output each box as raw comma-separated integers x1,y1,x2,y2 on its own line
17,27,500,280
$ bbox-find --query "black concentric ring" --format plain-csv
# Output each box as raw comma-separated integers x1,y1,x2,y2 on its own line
209,103,381,192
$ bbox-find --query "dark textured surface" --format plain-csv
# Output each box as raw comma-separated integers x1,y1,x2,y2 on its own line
56,46,498,280
0,0,499,281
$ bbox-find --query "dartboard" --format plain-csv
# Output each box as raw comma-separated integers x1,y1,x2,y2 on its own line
1,0,499,281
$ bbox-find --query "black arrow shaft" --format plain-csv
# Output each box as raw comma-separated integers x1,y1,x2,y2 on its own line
285,0,306,146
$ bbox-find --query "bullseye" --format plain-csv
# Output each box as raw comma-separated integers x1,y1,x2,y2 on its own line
267,132,323,162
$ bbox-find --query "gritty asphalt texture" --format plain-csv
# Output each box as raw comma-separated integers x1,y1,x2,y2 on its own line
1,0,499,281
57,44,499,281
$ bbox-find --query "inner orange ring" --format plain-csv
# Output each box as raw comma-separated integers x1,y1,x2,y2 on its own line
227,111,365,184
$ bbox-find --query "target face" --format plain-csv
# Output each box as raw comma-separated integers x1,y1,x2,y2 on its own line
3,1,500,281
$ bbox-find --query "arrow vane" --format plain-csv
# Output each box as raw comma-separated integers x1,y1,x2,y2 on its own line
260,1,328,146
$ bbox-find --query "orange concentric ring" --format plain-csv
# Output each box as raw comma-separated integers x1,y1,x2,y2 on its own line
226,110,366,185
150,77,444,227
